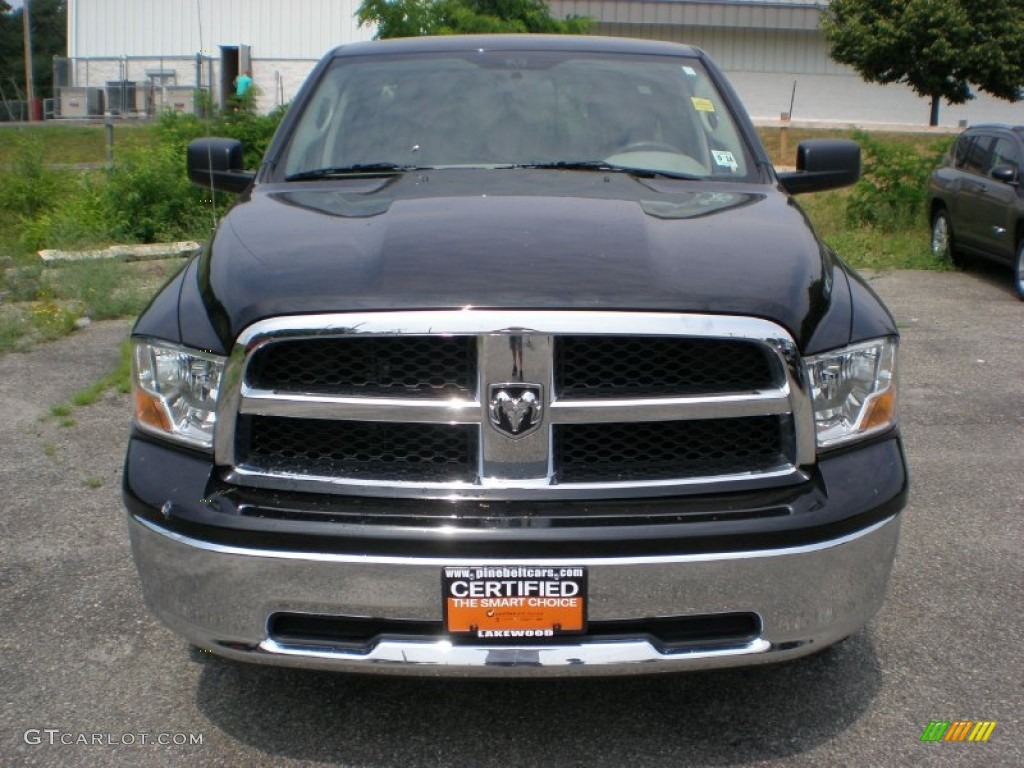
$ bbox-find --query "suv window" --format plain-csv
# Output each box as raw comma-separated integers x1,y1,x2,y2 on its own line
990,136,1021,173
953,134,973,168
962,133,995,175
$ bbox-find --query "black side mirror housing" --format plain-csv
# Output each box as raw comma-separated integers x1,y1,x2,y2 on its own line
778,139,861,195
187,138,256,194
990,164,1019,185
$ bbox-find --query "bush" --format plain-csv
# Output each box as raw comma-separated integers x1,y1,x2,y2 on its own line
103,143,211,243
18,150,206,250
14,107,289,253
155,106,287,170
0,136,63,219
19,173,113,251
846,130,953,231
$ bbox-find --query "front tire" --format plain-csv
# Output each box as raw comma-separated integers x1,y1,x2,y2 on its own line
931,209,963,268
1015,240,1024,300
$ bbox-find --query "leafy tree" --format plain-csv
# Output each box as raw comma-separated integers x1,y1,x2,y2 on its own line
358,0,589,39
0,2,17,99
0,0,67,102
823,0,1024,126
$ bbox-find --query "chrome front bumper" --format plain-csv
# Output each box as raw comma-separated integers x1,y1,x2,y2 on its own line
127,514,900,677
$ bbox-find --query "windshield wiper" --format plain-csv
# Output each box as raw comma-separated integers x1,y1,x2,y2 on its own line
285,163,423,181
510,161,703,181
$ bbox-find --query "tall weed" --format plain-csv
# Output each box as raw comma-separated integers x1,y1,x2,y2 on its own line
19,173,113,251
846,130,953,231
0,135,62,218
103,143,209,242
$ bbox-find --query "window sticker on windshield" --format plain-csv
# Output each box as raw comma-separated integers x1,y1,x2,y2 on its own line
691,97,715,112
712,150,739,170
682,66,697,77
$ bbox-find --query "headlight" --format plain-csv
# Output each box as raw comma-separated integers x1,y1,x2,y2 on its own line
806,337,898,449
132,339,225,450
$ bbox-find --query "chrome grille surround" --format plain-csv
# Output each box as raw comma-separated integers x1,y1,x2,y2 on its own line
216,311,815,500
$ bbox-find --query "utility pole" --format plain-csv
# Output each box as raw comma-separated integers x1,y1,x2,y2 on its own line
23,0,36,121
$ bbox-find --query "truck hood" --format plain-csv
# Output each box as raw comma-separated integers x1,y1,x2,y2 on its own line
196,169,853,351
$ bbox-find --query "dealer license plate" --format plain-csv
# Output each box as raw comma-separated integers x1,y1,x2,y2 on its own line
442,565,587,639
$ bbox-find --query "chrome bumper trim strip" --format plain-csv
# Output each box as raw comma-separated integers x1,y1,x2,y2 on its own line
256,636,774,668
132,513,894,567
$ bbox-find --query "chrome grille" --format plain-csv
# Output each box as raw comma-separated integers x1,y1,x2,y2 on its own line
218,311,815,500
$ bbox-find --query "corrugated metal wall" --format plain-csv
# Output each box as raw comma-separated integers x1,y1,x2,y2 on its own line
68,0,374,60
549,0,840,74
590,22,846,75
550,0,822,31
69,0,832,71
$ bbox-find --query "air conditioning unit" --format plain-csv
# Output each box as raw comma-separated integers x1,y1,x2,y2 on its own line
106,80,137,114
134,83,153,116
154,87,197,115
60,87,104,118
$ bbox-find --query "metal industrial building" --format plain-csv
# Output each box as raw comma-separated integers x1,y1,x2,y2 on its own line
62,0,371,117
62,0,1024,126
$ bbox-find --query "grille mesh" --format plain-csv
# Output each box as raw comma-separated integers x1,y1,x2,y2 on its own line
246,337,476,397
555,416,787,483
238,416,479,483
556,336,776,398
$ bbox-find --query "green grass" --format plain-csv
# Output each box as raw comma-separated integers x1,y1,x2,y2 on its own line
756,126,954,168
0,123,158,166
0,258,186,355
47,259,185,320
41,340,133,427
798,190,943,271
755,126,953,271
69,339,134,406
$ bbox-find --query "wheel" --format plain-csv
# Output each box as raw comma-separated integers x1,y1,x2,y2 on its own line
1015,240,1024,300
931,209,964,268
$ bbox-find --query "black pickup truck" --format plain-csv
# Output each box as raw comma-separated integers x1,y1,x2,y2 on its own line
123,34,907,676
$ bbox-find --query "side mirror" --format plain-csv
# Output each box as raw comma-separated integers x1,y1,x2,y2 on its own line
187,138,256,194
990,164,1019,185
778,139,861,195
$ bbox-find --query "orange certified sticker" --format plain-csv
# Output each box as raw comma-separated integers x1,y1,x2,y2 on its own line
442,566,587,639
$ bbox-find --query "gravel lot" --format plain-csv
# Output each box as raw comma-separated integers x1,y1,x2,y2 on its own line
1,267,1021,767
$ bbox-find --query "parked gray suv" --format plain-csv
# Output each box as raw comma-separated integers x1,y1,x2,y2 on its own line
928,124,1024,299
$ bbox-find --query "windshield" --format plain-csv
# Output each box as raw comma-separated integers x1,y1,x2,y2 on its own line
280,49,756,181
